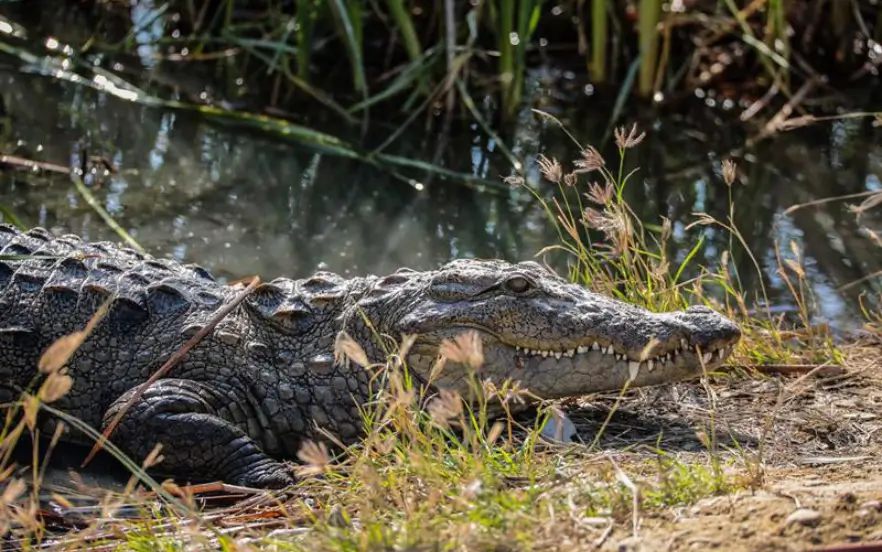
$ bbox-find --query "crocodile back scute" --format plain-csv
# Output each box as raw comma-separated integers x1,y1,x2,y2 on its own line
0,224,234,424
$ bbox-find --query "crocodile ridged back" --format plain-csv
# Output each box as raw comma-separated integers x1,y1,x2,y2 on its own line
0,224,232,420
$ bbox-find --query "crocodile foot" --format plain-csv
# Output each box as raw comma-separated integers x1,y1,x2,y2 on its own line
224,457,294,489
104,378,293,489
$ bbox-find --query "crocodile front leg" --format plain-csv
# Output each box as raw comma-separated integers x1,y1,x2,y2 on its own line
103,378,293,489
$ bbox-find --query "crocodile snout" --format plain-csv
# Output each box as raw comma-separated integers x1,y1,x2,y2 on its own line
680,304,742,349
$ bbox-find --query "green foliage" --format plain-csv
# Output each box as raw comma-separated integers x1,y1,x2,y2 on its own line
4,0,858,128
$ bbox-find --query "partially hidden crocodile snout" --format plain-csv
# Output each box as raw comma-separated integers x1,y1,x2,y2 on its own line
379,260,742,400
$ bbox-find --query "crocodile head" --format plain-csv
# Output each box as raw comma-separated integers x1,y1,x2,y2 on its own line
345,259,742,400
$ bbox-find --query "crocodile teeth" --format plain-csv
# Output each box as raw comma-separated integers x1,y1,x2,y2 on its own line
628,360,640,380
513,342,732,365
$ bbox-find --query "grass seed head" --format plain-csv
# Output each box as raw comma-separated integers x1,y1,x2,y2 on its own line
296,440,333,476
38,332,85,374
38,370,73,403
585,180,615,205
722,158,737,187
22,394,39,430
142,443,165,470
574,146,606,174
614,122,647,149
0,478,25,507
537,154,563,183
503,174,525,187
428,387,463,428
439,330,484,371
334,331,371,369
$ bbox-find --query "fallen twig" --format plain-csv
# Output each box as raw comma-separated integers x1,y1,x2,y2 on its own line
808,542,882,552
82,275,262,467
724,364,845,377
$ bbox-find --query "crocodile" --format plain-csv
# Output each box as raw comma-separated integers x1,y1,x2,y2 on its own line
0,224,741,488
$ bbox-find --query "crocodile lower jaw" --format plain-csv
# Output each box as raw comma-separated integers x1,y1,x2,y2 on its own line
514,341,736,373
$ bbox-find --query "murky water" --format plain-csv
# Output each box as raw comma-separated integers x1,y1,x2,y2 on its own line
1,6,880,336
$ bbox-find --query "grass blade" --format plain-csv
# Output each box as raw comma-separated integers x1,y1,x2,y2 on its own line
385,0,423,63
327,0,367,97
0,205,24,229
296,0,320,80
72,177,145,254
591,0,608,81
373,153,509,190
455,78,522,171
674,235,705,285
348,47,441,113
637,0,662,97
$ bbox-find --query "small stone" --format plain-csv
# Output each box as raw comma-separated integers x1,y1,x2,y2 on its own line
785,508,821,527
539,408,577,443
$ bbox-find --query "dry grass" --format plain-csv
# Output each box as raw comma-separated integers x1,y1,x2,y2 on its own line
1,124,880,551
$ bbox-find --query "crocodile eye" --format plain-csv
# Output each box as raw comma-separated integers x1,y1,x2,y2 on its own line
505,276,532,294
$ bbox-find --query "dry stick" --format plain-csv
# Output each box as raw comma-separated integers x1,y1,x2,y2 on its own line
746,75,824,147
782,190,879,217
81,275,262,468
742,364,845,377
0,154,71,174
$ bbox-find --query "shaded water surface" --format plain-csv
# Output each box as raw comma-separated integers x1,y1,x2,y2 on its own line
0,8,880,333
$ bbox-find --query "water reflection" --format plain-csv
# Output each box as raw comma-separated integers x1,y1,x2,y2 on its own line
0,31,880,333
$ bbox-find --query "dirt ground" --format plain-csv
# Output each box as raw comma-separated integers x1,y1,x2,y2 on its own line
561,337,882,551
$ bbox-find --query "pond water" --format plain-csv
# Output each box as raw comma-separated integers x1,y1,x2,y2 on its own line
0,7,880,335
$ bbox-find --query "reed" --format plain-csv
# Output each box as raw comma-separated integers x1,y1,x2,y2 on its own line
637,0,662,97
590,0,609,83
8,0,868,126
